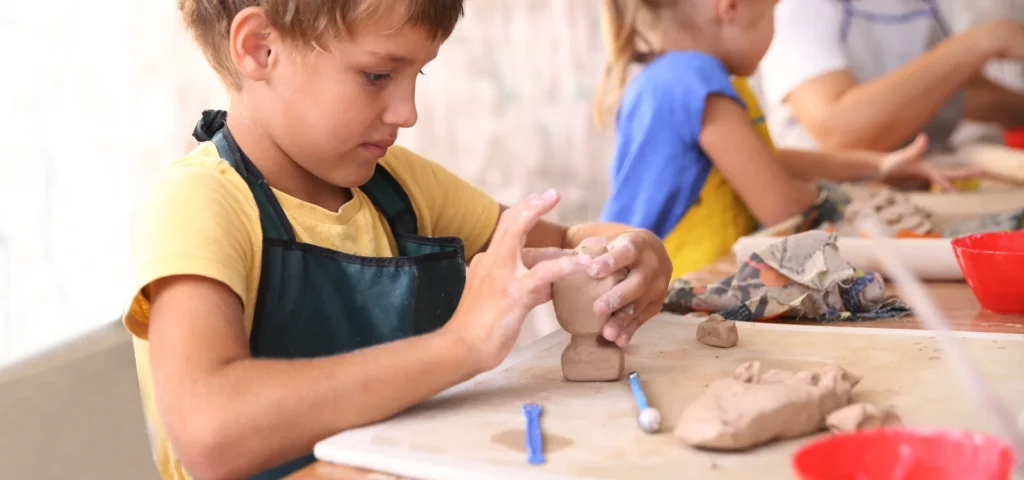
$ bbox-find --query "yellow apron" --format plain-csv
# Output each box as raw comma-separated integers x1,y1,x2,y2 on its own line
662,77,772,279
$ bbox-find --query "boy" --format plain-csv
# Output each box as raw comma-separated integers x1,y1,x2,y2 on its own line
126,1,672,479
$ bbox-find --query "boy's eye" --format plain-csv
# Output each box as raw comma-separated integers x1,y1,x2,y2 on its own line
364,72,392,84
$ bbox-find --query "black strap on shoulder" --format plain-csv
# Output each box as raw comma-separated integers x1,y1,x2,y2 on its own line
198,115,295,241
358,166,419,236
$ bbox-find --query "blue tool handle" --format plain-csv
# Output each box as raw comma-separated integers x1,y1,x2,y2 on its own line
523,403,545,465
628,371,649,411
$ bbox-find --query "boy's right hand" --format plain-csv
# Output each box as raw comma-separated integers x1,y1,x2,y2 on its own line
442,189,590,372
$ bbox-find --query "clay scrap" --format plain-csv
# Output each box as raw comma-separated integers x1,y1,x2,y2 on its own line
826,402,902,433
695,314,738,348
835,189,934,236
552,238,628,382
821,186,1024,238
674,360,862,450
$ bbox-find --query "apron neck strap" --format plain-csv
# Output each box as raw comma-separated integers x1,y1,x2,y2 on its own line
194,110,296,241
192,110,419,239
359,166,419,236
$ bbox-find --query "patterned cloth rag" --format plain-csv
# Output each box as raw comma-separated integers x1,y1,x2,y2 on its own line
662,231,911,322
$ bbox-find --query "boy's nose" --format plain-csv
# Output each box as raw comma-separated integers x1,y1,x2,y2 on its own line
382,97,418,128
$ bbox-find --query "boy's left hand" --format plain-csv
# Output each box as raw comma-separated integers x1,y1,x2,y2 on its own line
585,230,672,347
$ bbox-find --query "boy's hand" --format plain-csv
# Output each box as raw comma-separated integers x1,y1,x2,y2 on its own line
878,133,982,191
444,190,590,372
585,230,672,347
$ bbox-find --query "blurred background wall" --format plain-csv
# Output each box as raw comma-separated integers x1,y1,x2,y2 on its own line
0,0,612,368
2,0,1023,368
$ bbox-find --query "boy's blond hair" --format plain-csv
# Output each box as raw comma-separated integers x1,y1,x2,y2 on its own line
179,0,464,91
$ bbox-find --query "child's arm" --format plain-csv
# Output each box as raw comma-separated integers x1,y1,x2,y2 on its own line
774,148,890,183
148,193,587,480
965,75,1024,128
699,95,820,225
775,134,980,191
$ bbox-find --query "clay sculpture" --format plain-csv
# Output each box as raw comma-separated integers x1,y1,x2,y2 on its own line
674,360,862,450
551,239,628,382
826,403,902,433
695,314,738,348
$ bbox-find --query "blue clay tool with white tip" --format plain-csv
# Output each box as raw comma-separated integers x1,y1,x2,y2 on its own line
522,403,545,465
628,371,661,434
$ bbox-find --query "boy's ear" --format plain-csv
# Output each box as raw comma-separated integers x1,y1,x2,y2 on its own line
713,0,740,24
229,6,280,83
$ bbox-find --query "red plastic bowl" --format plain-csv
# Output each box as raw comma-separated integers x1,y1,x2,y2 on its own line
793,428,1017,480
1006,127,1024,150
952,231,1024,314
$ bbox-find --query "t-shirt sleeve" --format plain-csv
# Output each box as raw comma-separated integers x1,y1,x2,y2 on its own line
123,158,259,339
600,52,742,239
382,147,500,259
758,0,849,105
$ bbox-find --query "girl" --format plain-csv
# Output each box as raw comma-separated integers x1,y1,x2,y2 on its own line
594,0,977,279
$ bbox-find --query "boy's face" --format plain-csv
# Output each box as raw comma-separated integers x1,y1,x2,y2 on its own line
242,10,443,188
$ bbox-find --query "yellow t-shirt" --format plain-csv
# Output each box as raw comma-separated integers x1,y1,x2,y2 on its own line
123,142,500,479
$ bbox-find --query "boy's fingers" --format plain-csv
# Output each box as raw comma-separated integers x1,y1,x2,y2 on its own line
588,238,637,278
601,303,636,342
519,255,589,296
606,301,661,346
594,272,644,315
492,190,560,255
521,247,575,268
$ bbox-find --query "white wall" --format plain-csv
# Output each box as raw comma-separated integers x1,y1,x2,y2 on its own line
2,0,1021,366
0,1,609,366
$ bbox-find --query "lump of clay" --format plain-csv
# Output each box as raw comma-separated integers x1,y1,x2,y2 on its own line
826,403,902,433
696,314,738,348
552,238,628,382
674,360,862,450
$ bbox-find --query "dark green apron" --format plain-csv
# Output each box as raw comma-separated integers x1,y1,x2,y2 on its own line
192,111,468,479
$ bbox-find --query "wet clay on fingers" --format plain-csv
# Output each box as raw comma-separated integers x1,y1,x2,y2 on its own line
552,238,628,382
674,361,862,450
696,314,738,348
826,403,902,433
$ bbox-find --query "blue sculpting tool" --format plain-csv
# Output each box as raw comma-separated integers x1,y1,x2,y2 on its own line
522,403,545,465
628,371,661,434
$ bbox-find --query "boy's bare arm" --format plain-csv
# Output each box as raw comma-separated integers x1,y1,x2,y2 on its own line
700,95,820,226
147,275,478,480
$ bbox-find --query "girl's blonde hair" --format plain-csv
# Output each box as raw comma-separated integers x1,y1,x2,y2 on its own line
593,0,665,127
